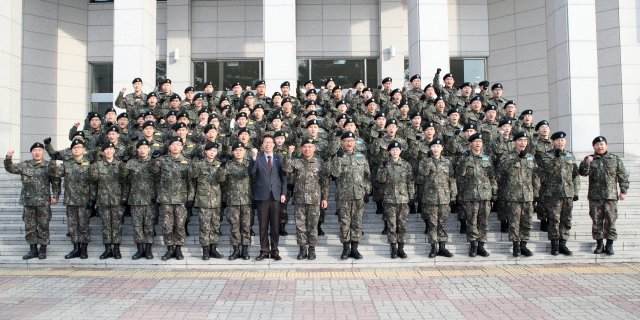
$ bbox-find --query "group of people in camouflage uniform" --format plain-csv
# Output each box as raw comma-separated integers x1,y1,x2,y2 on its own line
4,69,630,261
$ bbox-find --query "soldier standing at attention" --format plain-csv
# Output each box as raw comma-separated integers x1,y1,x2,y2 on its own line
377,141,414,259
499,132,539,257
457,133,497,257
283,140,329,260
418,139,456,258
224,142,253,260
190,142,226,260
4,143,61,260
579,136,629,255
120,139,156,260
331,131,371,260
151,136,195,261
49,139,95,259
89,142,127,260
540,131,580,256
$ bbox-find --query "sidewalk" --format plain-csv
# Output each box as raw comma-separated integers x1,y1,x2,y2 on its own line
1,263,639,319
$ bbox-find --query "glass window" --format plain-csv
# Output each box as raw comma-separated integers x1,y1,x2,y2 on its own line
297,59,310,84
156,61,167,86
91,63,112,93
296,58,378,89
449,58,486,85
206,62,220,90
91,102,113,117
404,58,409,81
366,59,378,87
193,61,204,90
192,60,261,91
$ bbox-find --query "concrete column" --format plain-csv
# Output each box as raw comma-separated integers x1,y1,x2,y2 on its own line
379,0,405,86
263,0,296,94
0,1,22,158
407,0,450,82
166,0,191,95
113,0,157,101
546,0,600,154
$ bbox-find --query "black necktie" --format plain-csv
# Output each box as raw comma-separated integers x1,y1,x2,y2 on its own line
267,156,272,172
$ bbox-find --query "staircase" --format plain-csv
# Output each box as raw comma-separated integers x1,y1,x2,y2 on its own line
0,158,638,269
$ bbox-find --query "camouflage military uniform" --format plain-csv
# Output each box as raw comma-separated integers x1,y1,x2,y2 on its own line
4,158,61,245
223,159,253,246
89,159,126,244
499,152,539,242
579,153,629,241
120,156,156,244
115,91,147,120
533,136,553,222
330,151,371,243
540,150,580,241
377,159,414,244
418,155,457,244
457,153,497,243
283,155,329,247
190,159,226,247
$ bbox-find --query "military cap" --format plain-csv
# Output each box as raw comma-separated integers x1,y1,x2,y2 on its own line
470,95,483,103
203,124,217,134
353,79,364,87
504,100,516,108
166,110,178,119
520,109,533,116
146,92,157,99
254,80,266,88
535,120,550,131
184,86,195,94
73,131,86,139
30,142,45,151
365,98,376,105
169,93,181,101
70,139,84,148
160,78,172,85
142,121,155,129
336,114,349,122
167,135,182,145
305,110,318,118
344,117,356,125
281,97,293,105
231,81,242,88
464,123,477,131
409,111,421,119
478,80,490,88
204,142,219,150
132,77,142,84
424,83,433,90
442,73,454,80
101,142,116,151
305,89,317,96
272,92,282,98
387,140,402,151
332,85,343,93
177,112,189,119
87,112,101,120
104,107,117,116
484,104,497,112
280,81,290,88
270,130,284,138
237,127,249,136
203,81,214,87
335,99,346,106
592,136,607,145
197,109,209,117
447,108,460,116
460,82,472,88
399,99,409,107
324,78,335,86
301,138,315,146
429,139,443,147
410,74,421,82
390,88,401,97
231,141,245,150
304,80,314,86
306,100,317,107
194,93,204,100
513,131,529,141
551,131,566,140
498,118,513,127
244,91,255,98
467,132,483,142
385,119,398,128
106,126,120,134
235,112,248,120
219,96,230,103
173,122,187,131
423,121,436,130
253,104,264,111
271,113,283,121
341,131,356,140
136,139,150,148
434,96,444,104
491,83,503,90
117,112,128,120
362,87,373,94
382,77,392,84
374,111,387,120
139,111,150,119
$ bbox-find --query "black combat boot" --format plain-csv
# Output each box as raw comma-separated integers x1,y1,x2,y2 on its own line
500,220,509,233
605,239,615,255
558,240,573,256
397,243,407,259
340,242,351,260
162,246,175,261
350,241,362,259
229,245,241,260
144,244,154,259
280,223,288,236
174,245,184,260
477,242,490,257
80,243,88,259
390,243,398,259
297,245,307,260
317,222,325,236
184,217,190,237
438,242,453,257
38,245,47,259
417,203,423,215
459,219,467,234
424,223,429,234
132,243,145,260
23,244,39,260
469,241,478,257
202,246,210,260
512,241,521,257
382,221,388,235
99,244,113,260
540,218,548,232
409,202,416,214
520,241,533,257
113,244,121,259
241,245,250,260
308,246,316,260
376,201,383,215
428,242,438,258
550,239,559,255
594,239,604,254
209,245,223,259
65,243,80,259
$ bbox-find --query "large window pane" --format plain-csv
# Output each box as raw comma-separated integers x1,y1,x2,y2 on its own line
449,59,464,87
223,61,260,90
366,59,378,87
206,61,221,90
92,102,113,116
156,61,167,86
310,59,364,88
91,63,113,93
297,59,310,85
463,59,486,84
193,61,205,90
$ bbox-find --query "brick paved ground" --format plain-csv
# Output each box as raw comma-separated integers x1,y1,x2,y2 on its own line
1,264,640,319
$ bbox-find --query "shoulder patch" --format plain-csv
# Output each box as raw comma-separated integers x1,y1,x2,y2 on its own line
81,162,90,166
481,156,490,161
356,153,365,158
180,160,189,164
565,154,573,158
153,143,160,147
527,156,534,161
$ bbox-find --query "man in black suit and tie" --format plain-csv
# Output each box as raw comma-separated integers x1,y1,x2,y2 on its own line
249,135,288,260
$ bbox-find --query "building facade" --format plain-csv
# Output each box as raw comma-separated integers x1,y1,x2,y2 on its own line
1,0,638,158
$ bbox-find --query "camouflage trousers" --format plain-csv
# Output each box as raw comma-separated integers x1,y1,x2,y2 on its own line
198,207,222,246
160,204,187,246
337,200,364,243
461,201,491,242
98,205,124,244
294,204,320,246
547,197,573,240
505,201,533,242
66,206,91,243
23,206,51,245
280,184,294,224
589,199,618,241
227,205,252,246
422,204,449,243
384,203,409,244
536,195,549,220
131,205,154,244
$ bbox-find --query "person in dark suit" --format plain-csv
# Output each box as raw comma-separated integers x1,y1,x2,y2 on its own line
249,135,287,260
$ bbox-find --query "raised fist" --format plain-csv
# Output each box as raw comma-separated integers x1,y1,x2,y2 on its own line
43,137,52,145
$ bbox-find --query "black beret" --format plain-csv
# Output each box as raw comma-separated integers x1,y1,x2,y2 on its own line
173,122,187,131
353,79,364,87
203,124,217,134
470,95,482,103
410,111,421,119
271,113,283,120
306,100,317,107
498,118,513,127
423,121,436,130
447,108,461,116
237,127,249,135
101,142,116,151
301,138,315,146
235,112,248,120
167,135,182,145
484,104,497,112
136,139,150,148
184,86,195,93
504,100,516,108
550,131,566,140
231,141,244,150
281,97,293,105
219,96,230,103
177,112,189,119
306,119,319,128
170,93,181,101
280,81,290,88
592,136,607,145
390,88,401,97
464,123,477,131
410,74,421,82
399,99,409,107
387,140,402,151
142,121,155,129
274,130,286,138
231,81,242,88
73,131,86,138
254,80,266,88
305,110,318,118
204,142,219,150
491,83,503,90
365,98,376,105
382,77,392,84
304,80,314,86
429,139,443,147
374,111,387,120
104,107,117,116
324,78,334,86
513,131,529,141
253,104,264,111
146,92,157,99
385,119,398,128
332,85,343,93
165,110,178,118
335,99,346,106
197,109,209,116
341,131,356,140
244,91,255,98
106,126,120,134
117,112,128,120
336,114,349,122
305,89,317,96
478,80,490,87
344,117,356,125
467,132,483,142
30,142,45,151
535,120,550,131
203,81,214,87
461,82,472,88
194,93,204,100
520,109,533,116
87,112,101,120
70,139,84,148
132,77,142,84
442,73,454,80
434,96,444,104
272,91,282,98
160,78,172,85
362,87,373,94
424,83,433,90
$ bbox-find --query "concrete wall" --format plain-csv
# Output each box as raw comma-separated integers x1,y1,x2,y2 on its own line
448,0,489,58
0,1,22,159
